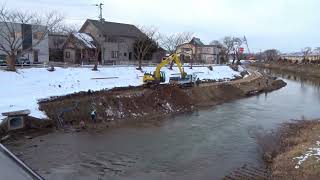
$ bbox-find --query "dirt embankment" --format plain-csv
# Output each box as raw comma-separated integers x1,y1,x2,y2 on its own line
252,62,320,79
37,72,286,129
257,120,320,180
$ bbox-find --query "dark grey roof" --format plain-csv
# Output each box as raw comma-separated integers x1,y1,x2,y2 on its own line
189,37,204,46
86,19,144,38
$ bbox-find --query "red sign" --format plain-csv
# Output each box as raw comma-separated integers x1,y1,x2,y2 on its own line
239,47,244,53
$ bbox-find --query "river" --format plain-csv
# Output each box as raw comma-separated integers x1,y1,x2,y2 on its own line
9,68,320,180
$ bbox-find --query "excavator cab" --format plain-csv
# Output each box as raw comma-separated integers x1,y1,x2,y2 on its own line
143,71,166,84
159,71,166,82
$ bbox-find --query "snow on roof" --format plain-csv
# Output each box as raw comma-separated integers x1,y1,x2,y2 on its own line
73,33,96,49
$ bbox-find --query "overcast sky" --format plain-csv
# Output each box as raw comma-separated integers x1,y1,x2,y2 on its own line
2,0,320,53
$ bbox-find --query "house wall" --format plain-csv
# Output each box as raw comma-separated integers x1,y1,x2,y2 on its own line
0,22,49,63
177,44,220,64
0,23,22,57
281,55,320,62
49,34,68,62
152,50,166,63
102,37,136,64
63,49,76,63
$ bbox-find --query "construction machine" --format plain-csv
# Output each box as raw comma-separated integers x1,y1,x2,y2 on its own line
143,54,199,86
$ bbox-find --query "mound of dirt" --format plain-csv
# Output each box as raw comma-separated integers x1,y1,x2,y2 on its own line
39,85,193,127
38,74,286,129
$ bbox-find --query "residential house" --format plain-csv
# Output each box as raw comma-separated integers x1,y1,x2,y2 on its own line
76,19,165,64
281,52,320,62
176,37,221,64
63,33,98,64
49,33,68,62
0,22,49,63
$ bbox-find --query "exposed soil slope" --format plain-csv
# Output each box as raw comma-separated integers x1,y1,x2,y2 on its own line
38,72,286,128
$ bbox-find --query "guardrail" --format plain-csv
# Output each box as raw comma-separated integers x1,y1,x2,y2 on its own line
0,143,44,180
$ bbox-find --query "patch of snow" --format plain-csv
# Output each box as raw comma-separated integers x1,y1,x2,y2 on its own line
0,65,240,121
73,33,96,48
165,102,173,112
238,65,245,72
293,141,320,169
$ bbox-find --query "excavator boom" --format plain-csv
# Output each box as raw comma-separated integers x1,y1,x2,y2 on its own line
143,53,188,84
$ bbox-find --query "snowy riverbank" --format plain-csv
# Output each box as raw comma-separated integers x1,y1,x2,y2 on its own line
0,66,241,120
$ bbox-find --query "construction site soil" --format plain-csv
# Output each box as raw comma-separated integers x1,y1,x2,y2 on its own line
36,72,286,130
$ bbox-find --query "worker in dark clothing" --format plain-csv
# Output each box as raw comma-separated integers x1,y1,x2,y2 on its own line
91,110,97,123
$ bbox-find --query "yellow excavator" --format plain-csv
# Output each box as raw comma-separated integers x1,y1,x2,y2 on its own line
143,53,199,86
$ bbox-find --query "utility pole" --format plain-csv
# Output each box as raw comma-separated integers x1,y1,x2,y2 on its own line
95,3,104,21
243,35,251,55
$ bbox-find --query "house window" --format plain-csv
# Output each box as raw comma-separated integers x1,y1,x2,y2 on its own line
129,52,132,60
112,51,119,58
10,32,22,38
108,37,118,43
65,52,70,58
0,54,6,60
33,32,44,40
124,53,127,57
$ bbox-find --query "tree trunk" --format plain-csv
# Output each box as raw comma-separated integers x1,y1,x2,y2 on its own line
236,52,241,65
137,58,142,70
232,53,236,64
6,54,16,71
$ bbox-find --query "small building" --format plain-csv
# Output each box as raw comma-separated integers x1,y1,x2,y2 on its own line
0,22,49,64
281,52,320,62
49,33,68,62
78,19,165,64
176,37,221,64
63,33,98,64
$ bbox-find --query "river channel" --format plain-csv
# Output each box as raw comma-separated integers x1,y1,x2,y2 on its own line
9,68,320,180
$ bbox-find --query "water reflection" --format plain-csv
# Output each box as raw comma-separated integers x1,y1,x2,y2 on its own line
252,67,320,100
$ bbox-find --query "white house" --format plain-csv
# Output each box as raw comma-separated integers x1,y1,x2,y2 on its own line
0,22,49,63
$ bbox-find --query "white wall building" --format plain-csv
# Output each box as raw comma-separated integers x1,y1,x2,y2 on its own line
0,22,49,63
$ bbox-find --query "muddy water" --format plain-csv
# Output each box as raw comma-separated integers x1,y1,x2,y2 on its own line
13,69,320,180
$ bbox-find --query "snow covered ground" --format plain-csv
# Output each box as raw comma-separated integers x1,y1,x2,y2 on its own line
294,141,320,169
0,65,240,121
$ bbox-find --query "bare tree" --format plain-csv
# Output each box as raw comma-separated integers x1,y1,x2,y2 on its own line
301,47,312,61
0,6,63,71
160,32,193,69
263,49,280,62
209,40,226,64
160,32,193,54
65,31,101,70
134,26,160,70
209,40,222,46
221,36,235,64
314,47,320,60
233,37,243,64
220,36,243,64
53,24,101,69
49,24,74,62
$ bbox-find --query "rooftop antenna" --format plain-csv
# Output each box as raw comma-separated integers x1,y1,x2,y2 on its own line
95,3,104,21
